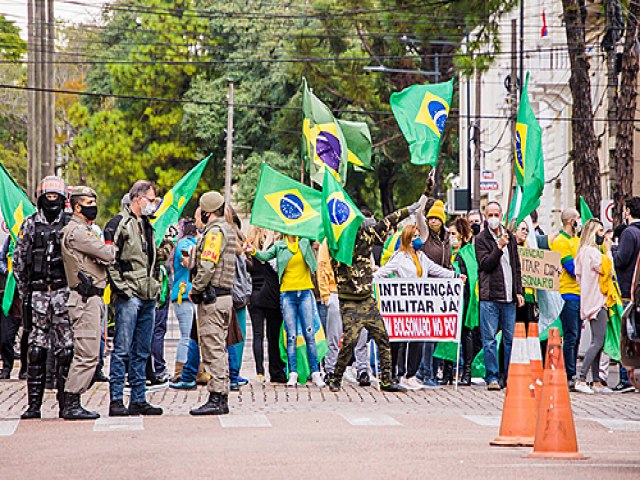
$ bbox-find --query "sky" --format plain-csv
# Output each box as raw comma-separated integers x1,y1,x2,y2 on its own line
0,0,106,38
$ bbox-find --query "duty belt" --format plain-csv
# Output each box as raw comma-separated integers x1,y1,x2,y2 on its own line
214,287,231,297
72,285,105,299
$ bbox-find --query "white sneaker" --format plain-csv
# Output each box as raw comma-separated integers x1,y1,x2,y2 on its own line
343,367,358,384
311,372,326,388
257,374,267,384
592,384,613,394
286,372,298,387
401,376,424,391
574,381,594,394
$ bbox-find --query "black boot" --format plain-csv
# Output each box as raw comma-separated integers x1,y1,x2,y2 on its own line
190,392,225,416
62,392,100,420
220,394,229,414
441,362,453,385
21,365,45,419
460,363,472,386
56,348,73,418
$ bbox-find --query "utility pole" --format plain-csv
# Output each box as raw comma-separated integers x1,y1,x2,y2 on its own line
224,82,234,206
472,72,481,210
605,0,619,201
506,19,518,217
27,0,55,197
465,26,472,212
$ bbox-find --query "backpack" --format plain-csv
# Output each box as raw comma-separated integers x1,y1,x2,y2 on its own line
232,255,252,309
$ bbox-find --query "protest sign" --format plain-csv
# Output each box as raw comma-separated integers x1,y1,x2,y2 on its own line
374,278,464,342
518,247,561,291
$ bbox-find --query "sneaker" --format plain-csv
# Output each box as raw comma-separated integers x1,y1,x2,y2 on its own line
568,379,577,392
169,380,197,390
237,377,249,386
109,400,130,417
401,376,424,391
147,381,170,393
148,376,168,386
286,372,298,387
311,372,326,387
487,381,501,391
257,374,266,384
328,377,341,392
592,383,613,394
0,369,10,380
573,381,594,394
358,371,371,387
422,379,441,388
128,401,163,416
343,367,358,384
612,382,636,393
380,382,408,393
18,370,27,380
230,382,240,391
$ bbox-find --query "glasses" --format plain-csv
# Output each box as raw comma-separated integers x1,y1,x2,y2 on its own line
142,196,156,203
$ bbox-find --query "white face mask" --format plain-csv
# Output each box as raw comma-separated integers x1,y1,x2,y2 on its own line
141,201,156,216
487,217,500,230
451,237,460,247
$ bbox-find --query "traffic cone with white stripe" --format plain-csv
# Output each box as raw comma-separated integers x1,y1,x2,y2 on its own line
528,327,584,459
527,322,544,403
490,322,536,447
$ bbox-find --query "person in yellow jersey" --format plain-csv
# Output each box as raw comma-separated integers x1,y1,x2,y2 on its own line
247,234,326,387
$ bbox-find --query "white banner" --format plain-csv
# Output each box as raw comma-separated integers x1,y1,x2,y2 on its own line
374,278,464,342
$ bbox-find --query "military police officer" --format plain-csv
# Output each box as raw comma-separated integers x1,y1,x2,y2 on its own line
60,186,116,420
13,176,73,419
188,191,237,416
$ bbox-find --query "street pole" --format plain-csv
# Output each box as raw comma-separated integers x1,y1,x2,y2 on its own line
472,72,481,210
520,0,524,96
506,19,518,220
466,26,472,212
606,0,618,200
224,82,234,206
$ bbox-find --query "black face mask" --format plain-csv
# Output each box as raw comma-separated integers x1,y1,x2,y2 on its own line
200,211,210,225
79,205,98,221
41,197,63,222
471,223,481,236
595,234,605,246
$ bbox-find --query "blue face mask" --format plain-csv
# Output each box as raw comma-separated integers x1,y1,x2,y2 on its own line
411,238,424,251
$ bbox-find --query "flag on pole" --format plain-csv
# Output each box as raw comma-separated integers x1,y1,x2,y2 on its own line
337,119,373,170
321,168,364,265
541,9,548,37
579,195,594,223
390,78,454,166
513,72,544,225
302,78,349,186
152,154,211,246
0,163,36,315
250,163,324,240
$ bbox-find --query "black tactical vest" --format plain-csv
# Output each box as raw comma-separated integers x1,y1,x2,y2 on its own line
30,213,70,290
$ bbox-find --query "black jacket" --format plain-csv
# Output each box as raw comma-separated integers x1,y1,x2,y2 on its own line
475,227,523,302
613,222,640,299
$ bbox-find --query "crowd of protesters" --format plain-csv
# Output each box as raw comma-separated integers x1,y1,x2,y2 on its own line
0,176,638,421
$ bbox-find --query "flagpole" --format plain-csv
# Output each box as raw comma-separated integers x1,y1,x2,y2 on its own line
224,82,234,206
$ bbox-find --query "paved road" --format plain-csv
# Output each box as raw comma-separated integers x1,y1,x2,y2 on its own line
1,338,639,478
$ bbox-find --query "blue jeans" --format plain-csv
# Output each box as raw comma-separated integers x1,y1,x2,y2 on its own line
280,290,320,374
559,299,581,380
418,342,436,381
317,302,328,333
151,301,169,375
228,307,247,383
173,301,194,364
109,296,156,403
182,338,200,383
479,301,516,384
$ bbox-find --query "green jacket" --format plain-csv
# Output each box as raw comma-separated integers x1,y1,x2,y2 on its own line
253,237,317,283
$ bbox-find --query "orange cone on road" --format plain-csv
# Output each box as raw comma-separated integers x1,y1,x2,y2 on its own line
527,322,544,403
490,322,536,447
529,327,584,459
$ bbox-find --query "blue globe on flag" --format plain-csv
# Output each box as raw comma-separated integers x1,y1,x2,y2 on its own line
316,131,342,171
279,194,305,220
328,197,350,226
428,100,448,135
515,131,524,171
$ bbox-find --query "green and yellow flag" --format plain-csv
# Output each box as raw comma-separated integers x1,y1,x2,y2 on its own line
0,163,36,315
250,163,323,240
579,195,594,223
302,78,349,186
151,154,211,246
321,168,364,266
337,119,373,171
513,72,544,225
390,78,454,166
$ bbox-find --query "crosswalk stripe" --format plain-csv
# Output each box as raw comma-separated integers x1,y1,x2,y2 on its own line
219,414,272,428
339,412,401,426
591,418,640,431
463,415,501,426
93,417,144,432
0,419,19,437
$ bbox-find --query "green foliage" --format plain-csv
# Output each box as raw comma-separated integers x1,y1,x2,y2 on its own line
0,15,26,61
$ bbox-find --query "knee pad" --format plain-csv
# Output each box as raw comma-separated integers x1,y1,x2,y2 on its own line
28,346,48,365
56,347,74,367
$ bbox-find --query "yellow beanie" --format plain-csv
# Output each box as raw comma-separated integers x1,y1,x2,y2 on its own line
426,200,446,224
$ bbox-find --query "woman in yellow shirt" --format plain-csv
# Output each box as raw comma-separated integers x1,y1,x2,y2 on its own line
248,234,325,387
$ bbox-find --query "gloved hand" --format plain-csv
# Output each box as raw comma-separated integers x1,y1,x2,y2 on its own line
407,195,428,215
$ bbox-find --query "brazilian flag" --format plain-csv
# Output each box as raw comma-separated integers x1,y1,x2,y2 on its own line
337,119,373,171
250,163,323,240
390,78,454,166
0,162,36,315
302,78,349,186
580,195,594,223
320,168,364,266
151,154,210,246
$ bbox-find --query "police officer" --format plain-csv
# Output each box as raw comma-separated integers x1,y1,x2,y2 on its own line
188,191,237,416
60,186,116,420
13,176,73,419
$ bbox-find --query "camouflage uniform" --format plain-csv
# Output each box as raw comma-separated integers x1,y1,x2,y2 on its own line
331,208,410,385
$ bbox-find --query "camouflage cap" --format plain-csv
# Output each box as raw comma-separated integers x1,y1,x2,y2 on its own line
199,191,224,213
70,186,97,199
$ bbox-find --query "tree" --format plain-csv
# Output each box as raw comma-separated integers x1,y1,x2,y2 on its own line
561,0,602,214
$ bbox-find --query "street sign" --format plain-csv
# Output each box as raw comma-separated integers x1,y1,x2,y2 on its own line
480,181,500,192
601,199,613,229
482,170,494,180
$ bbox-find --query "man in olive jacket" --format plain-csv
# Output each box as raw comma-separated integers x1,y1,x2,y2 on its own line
474,201,523,391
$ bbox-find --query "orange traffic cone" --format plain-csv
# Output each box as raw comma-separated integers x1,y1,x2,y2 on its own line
490,322,536,447
527,323,544,403
528,327,584,459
